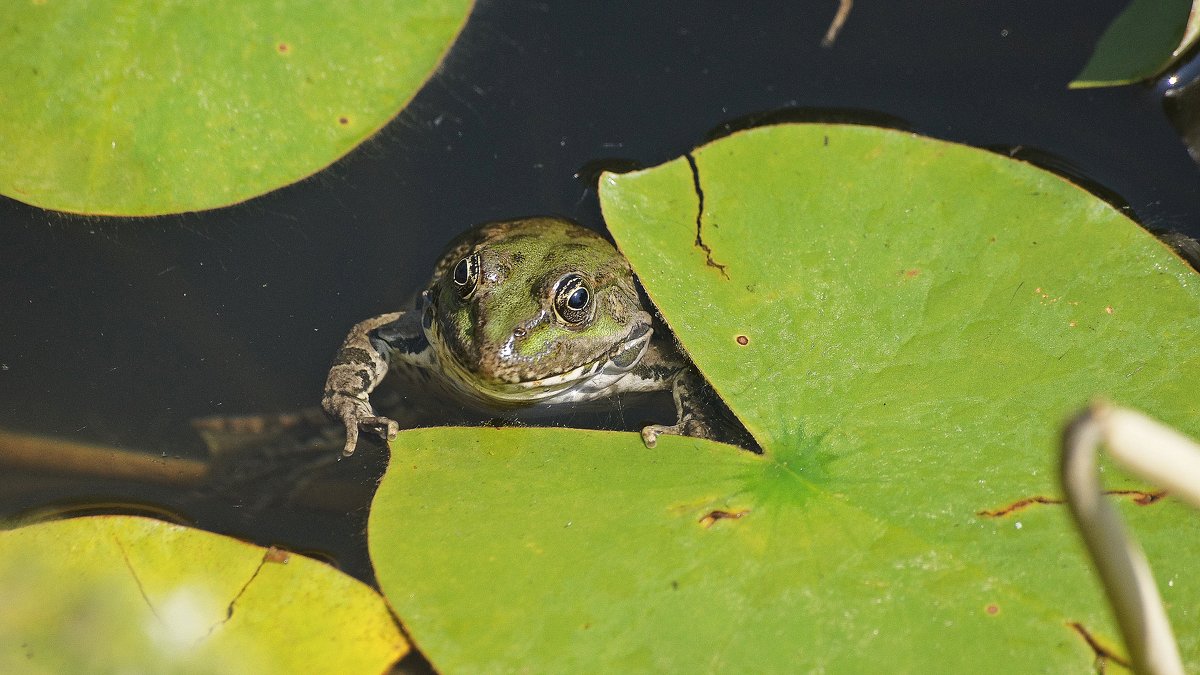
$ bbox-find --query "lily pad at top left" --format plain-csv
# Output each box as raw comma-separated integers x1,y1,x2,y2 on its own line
0,0,472,216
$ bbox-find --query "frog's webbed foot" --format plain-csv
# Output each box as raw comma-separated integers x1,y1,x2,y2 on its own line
323,392,399,457
640,415,716,448
323,310,417,457
346,414,400,457
639,364,720,448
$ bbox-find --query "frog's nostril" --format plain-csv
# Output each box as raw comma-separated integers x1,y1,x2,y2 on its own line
513,327,526,338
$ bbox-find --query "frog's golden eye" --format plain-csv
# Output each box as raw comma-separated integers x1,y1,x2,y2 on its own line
554,274,591,325
451,253,480,299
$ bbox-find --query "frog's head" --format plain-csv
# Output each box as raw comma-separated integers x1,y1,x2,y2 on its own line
426,217,653,403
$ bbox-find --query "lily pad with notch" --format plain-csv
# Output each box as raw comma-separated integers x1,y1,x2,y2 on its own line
367,123,1200,671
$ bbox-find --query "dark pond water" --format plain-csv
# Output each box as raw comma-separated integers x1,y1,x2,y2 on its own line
3,0,1199,589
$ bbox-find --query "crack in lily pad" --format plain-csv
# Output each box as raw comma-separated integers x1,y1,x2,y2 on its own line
197,550,274,645
685,152,730,278
1069,621,1132,671
113,532,163,624
978,490,1167,518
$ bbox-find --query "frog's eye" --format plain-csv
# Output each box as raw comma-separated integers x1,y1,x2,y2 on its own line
451,253,480,299
554,274,591,325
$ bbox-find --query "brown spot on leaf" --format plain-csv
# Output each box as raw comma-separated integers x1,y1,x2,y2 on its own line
277,42,290,53
902,268,921,278
736,335,749,346
985,604,1000,616
264,546,291,564
699,509,749,528
338,116,350,126
1124,490,1166,505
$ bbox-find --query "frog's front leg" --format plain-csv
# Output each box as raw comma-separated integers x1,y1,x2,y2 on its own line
639,365,720,448
322,310,431,456
627,339,720,447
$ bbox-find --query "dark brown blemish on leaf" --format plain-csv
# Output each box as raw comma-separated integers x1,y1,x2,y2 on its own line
699,509,749,528
1068,621,1131,671
985,603,999,616
1122,490,1167,505
977,490,1166,517
683,152,730,279
338,116,350,126
736,335,749,346
277,42,290,53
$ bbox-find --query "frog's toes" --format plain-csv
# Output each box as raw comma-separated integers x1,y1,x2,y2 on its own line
340,420,361,457
640,424,665,448
340,416,399,457
641,416,718,448
361,416,399,440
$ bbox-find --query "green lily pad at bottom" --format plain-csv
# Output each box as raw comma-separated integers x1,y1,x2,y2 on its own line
369,124,1200,671
0,515,406,674
369,426,1199,672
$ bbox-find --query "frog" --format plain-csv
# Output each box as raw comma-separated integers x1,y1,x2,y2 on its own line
322,216,726,457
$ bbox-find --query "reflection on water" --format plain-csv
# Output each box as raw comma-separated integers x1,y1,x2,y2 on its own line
1162,66,1200,163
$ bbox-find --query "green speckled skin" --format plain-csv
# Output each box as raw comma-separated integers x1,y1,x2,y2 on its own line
430,218,647,387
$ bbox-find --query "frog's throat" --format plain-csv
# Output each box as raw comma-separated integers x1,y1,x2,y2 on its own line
431,321,653,405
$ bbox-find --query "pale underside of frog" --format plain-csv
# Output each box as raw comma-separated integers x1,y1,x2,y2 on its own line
322,216,726,457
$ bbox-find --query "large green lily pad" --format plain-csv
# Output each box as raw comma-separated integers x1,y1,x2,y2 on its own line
369,124,1200,671
0,0,472,215
0,515,406,674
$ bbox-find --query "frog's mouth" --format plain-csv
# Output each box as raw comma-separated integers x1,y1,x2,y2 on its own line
432,320,654,405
